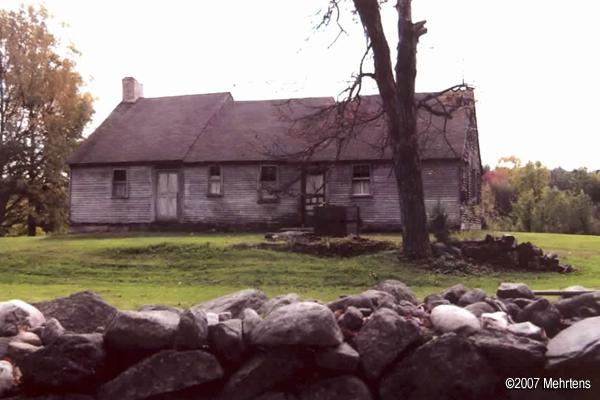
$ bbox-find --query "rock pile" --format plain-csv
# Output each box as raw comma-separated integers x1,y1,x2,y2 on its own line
1,281,599,399
432,234,574,273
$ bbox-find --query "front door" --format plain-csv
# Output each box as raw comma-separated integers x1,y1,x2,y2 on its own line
304,171,326,217
156,171,179,221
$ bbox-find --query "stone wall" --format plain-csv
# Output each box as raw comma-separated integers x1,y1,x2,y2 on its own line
1,282,599,400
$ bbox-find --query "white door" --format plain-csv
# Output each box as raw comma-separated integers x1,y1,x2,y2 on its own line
305,172,325,214
156,171,179,220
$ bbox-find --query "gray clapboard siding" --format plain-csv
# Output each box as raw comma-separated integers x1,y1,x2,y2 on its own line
70,166,154,223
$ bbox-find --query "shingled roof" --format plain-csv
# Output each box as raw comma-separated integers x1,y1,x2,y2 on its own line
67,90,477,165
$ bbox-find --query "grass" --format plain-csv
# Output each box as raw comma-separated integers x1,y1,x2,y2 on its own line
0,231,598,309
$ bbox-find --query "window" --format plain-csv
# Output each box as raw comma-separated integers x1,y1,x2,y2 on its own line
352,164,371,196
112,169,128,198
208,165,222,196
259,165,278,201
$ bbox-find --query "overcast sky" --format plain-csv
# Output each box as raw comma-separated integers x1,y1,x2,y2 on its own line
3,0,599,170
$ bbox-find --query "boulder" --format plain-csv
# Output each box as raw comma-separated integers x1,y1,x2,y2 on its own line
361,290,397,308
355,308,421,381
3,396,94,400
250,302,342,347
33,291,116,333
465,302,495,318
498,299,521,320
218,312,233,322
254,393,297,400
516,298,562,336
555,292,600,319
20,333,105,391
423,294,450,311
496,283,535,300
220,350,304,400
7,341,41,365
137,304,183,315
440,284,468,304
469,329,546,373
546,316,600,369
37,318,65,345
379,334,499,400
337,306,363,332
0,360,17,397
12,331,41,347
258,293,300,317
242,308,262,340
374,280,418,305
193,289,268,319
480,311,509,330
315,342,360,372
507,321,546,341
206,312,219,326
105,310,179,352
327,295,376,313
209,319,246,365
457,288,487,307
97,350,223,400
174,308,208,350
0,300,45,337
297,376,373,400
430,304,481,334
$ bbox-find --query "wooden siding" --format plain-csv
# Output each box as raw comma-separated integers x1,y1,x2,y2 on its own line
182,165,300,227
70,166,154,223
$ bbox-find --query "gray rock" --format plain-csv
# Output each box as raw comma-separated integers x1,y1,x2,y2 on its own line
97,350,223,400
137,304,183,315
220,350,304,400
465,301,495,318
423,294,450,311
3,396,94,400
12,331,41,346
480,311,509,330
251,302,342,347
374,279,418,305
516,298,562,336
7,341,41,365
379,334,499,400
496,282,535,300
298,375,373,400
361,290,397,308
430,304,481,334
457,288,487,307
440,284,468,304
254,393,297,400
469,329,546,373
513,298,535,309
34,291,116,333
507,321,546,341
315,342,360,372
499,299,521,320
546,316,600,369
0,360,17,397
193,289,268,319
105,310,180,352
37,318,65,345
20,333,105,391
242,308,262,340
218,311,232,322
356,308,421,381
258,293,301,317
327,295,376,313
561,285,587,298
206,312,220,326
0,300,45,337
209,319,245,365
337,306,363,332
174,308,208,350
555,292,600,319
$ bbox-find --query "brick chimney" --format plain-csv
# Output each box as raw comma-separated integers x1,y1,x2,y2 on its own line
122,77,143,102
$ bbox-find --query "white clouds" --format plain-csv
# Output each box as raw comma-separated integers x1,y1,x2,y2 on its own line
2,0,598,169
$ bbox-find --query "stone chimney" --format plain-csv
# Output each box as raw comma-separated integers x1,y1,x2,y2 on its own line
122,77,143,102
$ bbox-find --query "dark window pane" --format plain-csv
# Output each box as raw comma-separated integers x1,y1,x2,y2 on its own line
261,166,277,182
353,165,370,178
209,165,220,177
113,169,127,182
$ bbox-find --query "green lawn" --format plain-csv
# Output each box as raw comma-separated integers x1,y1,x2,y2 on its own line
0,231,598,309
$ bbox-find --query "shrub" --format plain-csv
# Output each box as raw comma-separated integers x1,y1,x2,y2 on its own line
429,202,450,243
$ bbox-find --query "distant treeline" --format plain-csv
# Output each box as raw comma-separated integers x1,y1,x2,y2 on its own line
482,157,600,234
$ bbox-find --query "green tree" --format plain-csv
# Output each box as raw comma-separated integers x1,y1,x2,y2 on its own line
512,189,536,232
512,161,550,199
0,6,93,236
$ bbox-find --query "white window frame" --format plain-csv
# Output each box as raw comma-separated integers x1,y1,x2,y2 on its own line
112,168,129,199
207,165,223,197
352,164,372,196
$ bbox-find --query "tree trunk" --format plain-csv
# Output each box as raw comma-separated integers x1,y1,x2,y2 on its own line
354,0,430,258
27,213,36,236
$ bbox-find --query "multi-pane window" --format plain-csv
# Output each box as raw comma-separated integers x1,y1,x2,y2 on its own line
112,169,128,198
208,165,222,196
259,165,278,201
352,164,371,196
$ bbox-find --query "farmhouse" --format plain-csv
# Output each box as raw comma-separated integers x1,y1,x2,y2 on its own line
67,77,482,232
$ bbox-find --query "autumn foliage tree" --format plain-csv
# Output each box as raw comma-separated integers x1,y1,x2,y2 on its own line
0,6,94,235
